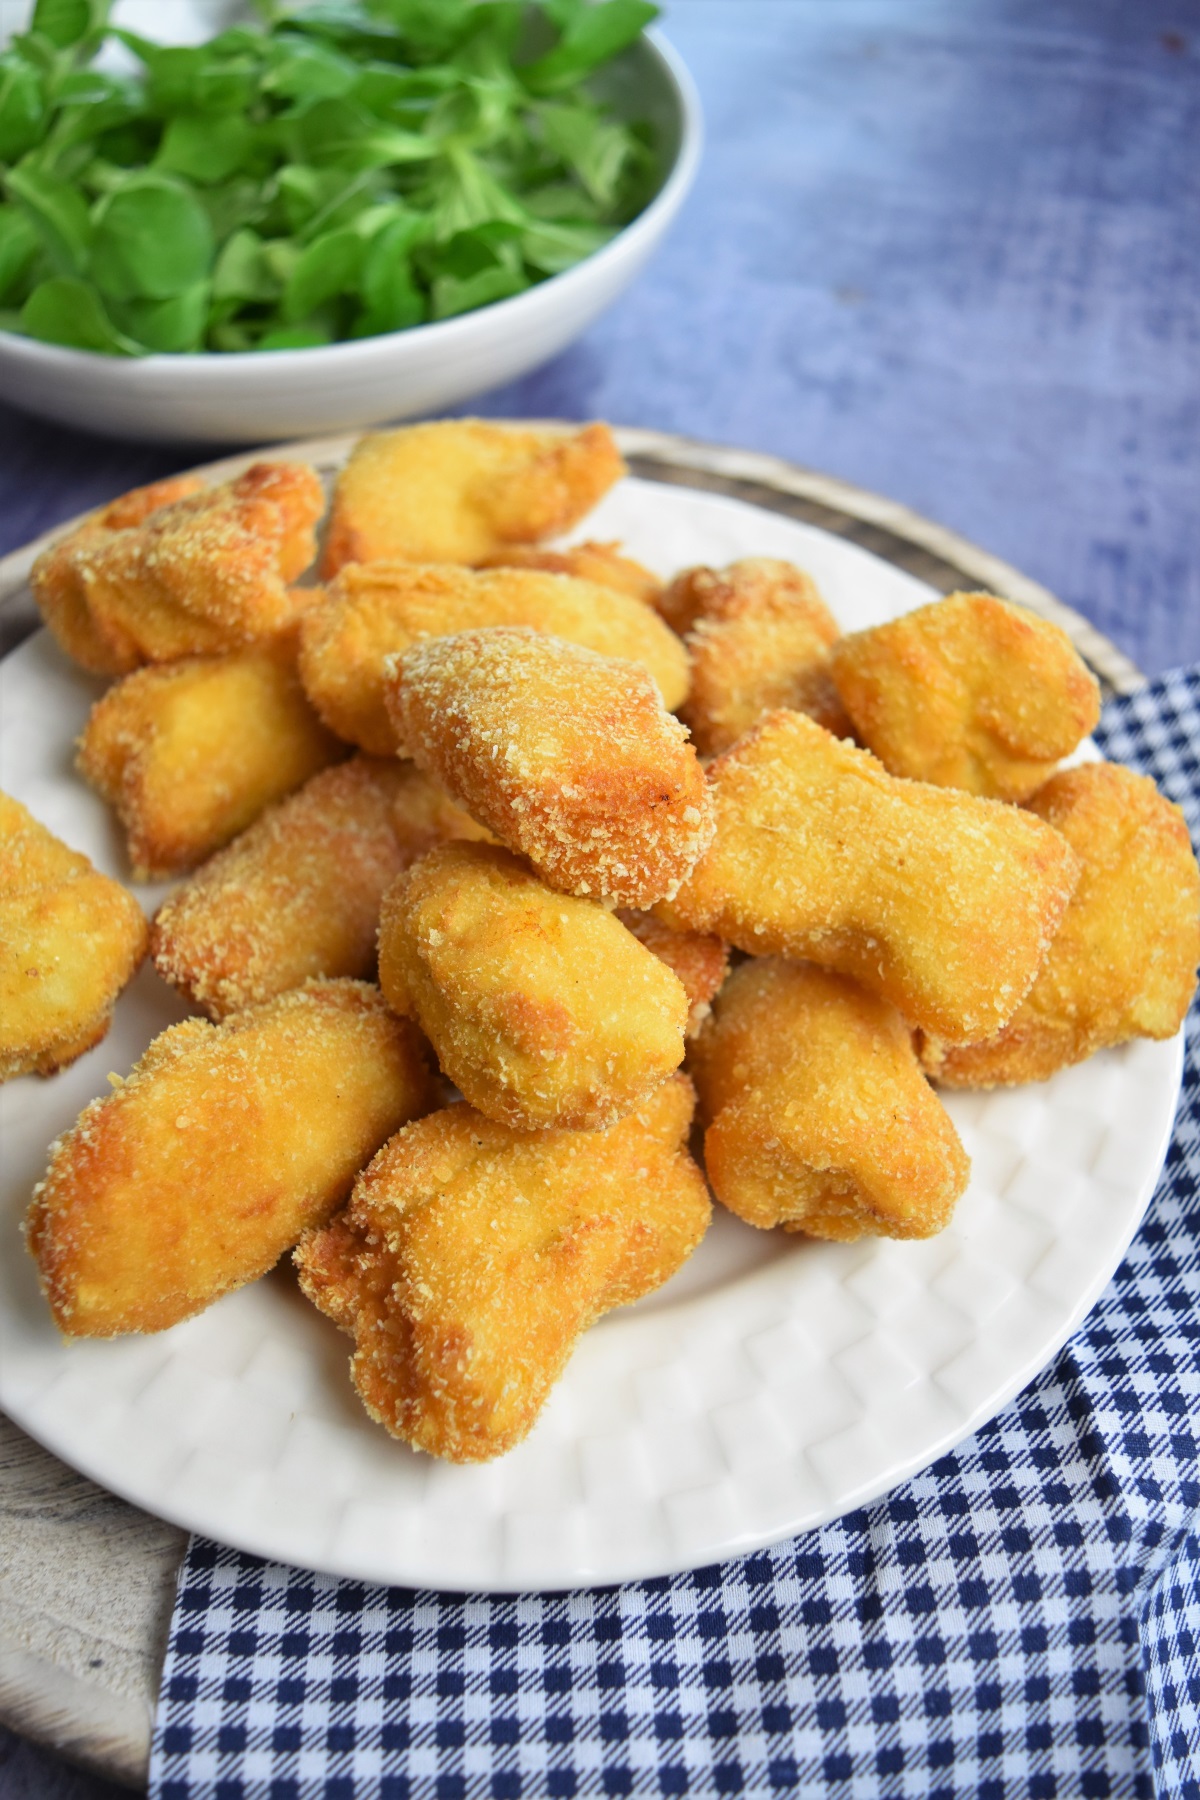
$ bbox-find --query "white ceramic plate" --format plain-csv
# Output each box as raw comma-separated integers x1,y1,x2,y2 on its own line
0,477,1181,1592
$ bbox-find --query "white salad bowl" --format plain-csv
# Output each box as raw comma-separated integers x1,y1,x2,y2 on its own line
0,29,701,444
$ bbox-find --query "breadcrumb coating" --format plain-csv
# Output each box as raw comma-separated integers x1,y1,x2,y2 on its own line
297,560,689,754
91,475,206,529
616,910,730,1038
293,1075,710,1462
657,709,1080,1044
32,463,325,675
389,763,496,857
322,420,624,575
0,792,148,1081
150,758,412,1020
387,627,714,908
920,762,1200,1086
829,592,1101,800
77,642,342,881
24,980,436,1338
672,558,852,753
656,557,820,637
477,540,662,606
378,842,688,1130
25,476,204,671
689,960,969,1241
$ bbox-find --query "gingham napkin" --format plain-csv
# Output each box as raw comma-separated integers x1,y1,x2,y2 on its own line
149,670,1200,1800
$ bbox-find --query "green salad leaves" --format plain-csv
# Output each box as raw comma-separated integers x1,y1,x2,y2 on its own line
0,0,660,354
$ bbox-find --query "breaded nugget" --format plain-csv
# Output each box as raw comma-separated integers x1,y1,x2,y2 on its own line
658,710,1079,1044
829,592,1101,800
390,763,496,857
294,1075,710,1461
478,540,662,606
322,420,624,575
91,474,206,528
616,910,729,1037
77,642,343,881
655,557,816,637
921,762,1200,1086
0,792,148,1080
151,758,411,1020
297,561,689,755
26,475,203,672
387,627,714,908
379,842,688,1129
690,960,969,1240
686,622,851,755
33,462,325,675
669,558,852,753
25,980,435,1338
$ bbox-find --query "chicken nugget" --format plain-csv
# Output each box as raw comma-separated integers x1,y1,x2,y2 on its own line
33,462,325,675
77,642,343,881
658,710,1079,1044
655,557,817,637
478,540,662,606
151,758,412,1020
322,419,624,575
921,762,1200,1086
0,792,148,1081
92,474,207,528
668,558,851,753
616,910,729,1037
379,842,688,1129
26,475,202,671
25,980,436,1338
297,561,689,755
294,1074,710,1461
829,592,1101,800
389,763,496,857
690,959,969,1241
387,627,714,908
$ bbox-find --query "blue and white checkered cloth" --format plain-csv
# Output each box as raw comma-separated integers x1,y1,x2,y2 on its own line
149,670,1200,1800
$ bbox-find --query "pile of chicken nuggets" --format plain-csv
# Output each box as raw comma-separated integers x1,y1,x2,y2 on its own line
5,419,1199,1465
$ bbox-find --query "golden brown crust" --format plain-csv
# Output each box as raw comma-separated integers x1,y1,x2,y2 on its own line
293,1075,710,1462
77,643,343,881
921,762,1200,1085
829,592,1101,800
297,560,689,754
378,842,688,1129
657,709,1080,1044
92,475,206,529
477,540,662,606
0,791,148,1082
321,420,624,576
616,910,730,1037
32,463,325,675
690,960,969,1240
24,980,437,1338
386,626,714,909
671,559,851,753
150,758,412,1020
655,557,818,636
389,763,496,858
656,563,726,638
24,474,203,672
686,616,851,752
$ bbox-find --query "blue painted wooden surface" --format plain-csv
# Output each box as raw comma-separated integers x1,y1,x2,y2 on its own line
0,0,1195,676
1,5,1197,1795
